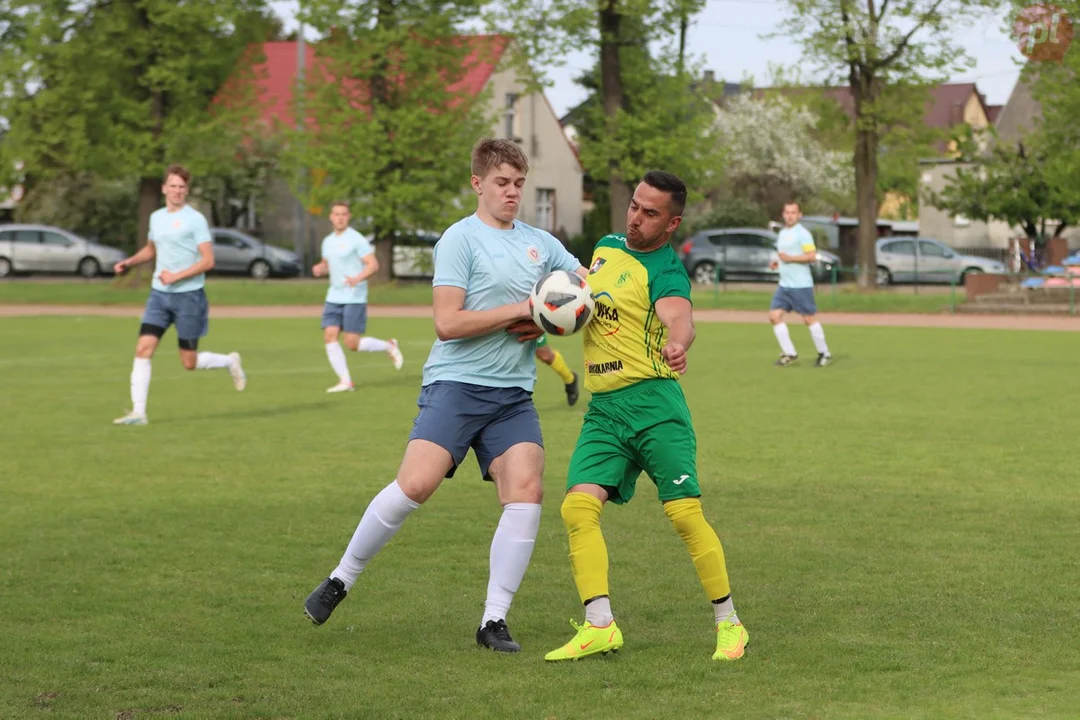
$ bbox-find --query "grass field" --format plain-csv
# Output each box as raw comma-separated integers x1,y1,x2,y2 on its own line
0,277,960,314
2,316,1078,719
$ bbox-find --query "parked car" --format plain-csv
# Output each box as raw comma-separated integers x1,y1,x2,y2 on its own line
874,237,1006,285
0,223,126,278
210,228,301,279
678,227,840,284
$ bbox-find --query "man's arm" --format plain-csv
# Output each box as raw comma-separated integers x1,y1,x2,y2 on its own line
159,242,215,286
655,296,695,374
432,286,531,342
312,258,329,277
778,249,817,264
115,241,156,274
345,253,379,286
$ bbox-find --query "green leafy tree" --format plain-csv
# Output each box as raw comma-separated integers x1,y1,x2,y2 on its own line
491,0,719,234
0,0,277,247
774,0,1001,288
289,0,496,280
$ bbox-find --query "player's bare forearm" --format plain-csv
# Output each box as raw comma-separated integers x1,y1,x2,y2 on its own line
169,245,215,282
432,286,529,341
667,316,695,350
347,255,379,286
121,243,156,269
779,251,817,264
655,296,695,350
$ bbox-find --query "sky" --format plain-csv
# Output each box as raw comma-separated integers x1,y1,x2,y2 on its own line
269,1,1028,118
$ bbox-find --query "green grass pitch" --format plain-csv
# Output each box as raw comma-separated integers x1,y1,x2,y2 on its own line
1,316,1078,718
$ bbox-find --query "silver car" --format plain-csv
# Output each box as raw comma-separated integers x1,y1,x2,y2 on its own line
0,223,126,278
210,228,301,279
875,237,1006,285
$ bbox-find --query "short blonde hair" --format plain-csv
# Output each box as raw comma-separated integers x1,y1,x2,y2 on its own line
471,138,529,179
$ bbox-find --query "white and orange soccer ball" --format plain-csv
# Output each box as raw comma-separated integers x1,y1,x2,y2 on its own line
528,270,595,336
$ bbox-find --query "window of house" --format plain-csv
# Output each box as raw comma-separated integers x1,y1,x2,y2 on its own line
535,188,555,231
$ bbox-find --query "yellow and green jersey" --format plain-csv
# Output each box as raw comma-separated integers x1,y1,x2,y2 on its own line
583,234,692,395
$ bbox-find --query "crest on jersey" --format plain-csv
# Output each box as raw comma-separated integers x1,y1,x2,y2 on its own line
338,242,347,252
589,257,606,274
526,246,541,264
172,220,182,229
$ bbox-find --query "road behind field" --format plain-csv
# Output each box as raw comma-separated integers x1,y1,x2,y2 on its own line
1,303,1078,331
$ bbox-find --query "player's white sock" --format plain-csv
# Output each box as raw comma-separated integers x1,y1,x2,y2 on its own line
195,351,233,369
332,480,419,591
325,342,352,384
585,596,614,626
713,594,739,625
772,323,797,356
358,337,389,352
808,322,830,356
482,502,541,626
131,357,151,415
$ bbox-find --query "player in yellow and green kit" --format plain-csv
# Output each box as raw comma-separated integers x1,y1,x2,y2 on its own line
545,171,749,663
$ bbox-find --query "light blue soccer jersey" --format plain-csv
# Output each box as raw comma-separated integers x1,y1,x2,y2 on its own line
148,205,212,293
422,214,582,391
322,228,375,304
776,223,817,289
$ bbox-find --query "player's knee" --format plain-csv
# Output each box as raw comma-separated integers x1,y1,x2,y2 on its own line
663,497,704,535
561,491,602,530
323,327,339,344
506,474,543,504
180,357,197,371
768,311,782,324
344,335,361,352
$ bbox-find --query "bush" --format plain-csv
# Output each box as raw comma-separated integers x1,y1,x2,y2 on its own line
685,197,771,235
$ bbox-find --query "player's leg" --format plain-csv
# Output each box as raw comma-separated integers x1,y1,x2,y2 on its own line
303,382,479,626
339,303,404,370
535,335,579,406
634,382,748,660
544,405,637,662
768,288,799,365
115,290,170,425
471,388,547,652
322,304,354,392
797,291,831,366
175,289,245,389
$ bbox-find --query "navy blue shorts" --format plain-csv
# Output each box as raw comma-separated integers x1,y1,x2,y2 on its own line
321,302,368,334
770,286,818,316
408,381,543,480
141,288,209,340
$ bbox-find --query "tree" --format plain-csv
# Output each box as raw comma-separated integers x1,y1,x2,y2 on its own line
0,0,277,248
492,0,718,233
775,0,1001,288
289,0,496,280
712,93,852,218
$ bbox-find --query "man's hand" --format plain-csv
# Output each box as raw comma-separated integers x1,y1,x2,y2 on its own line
662,342,688,374
507,318,544,342
158,269,178,286
312,263,326,277
344,274,362,287
114,259,129,275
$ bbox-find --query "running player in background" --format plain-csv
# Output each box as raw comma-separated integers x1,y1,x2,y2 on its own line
769,201,832,367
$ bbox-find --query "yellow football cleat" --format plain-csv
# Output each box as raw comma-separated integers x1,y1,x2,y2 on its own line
544,619,624,662
713,616,749,661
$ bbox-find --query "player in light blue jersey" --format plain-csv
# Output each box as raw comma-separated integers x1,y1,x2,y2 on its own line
313,202,403,393
768,201,832,367
111,164,246,426
304,138,588,652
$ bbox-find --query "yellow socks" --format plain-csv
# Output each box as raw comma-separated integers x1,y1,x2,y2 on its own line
664,497,731,601
560,492,609,603
548,350,575,385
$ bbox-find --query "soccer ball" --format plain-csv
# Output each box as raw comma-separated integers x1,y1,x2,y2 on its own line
529,271,595,336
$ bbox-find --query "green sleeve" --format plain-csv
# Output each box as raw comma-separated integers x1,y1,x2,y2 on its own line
649,268,692,305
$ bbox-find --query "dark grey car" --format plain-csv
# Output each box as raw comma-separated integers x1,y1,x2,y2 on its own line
210,228,301,279
678,227,840,284
0,223,126,278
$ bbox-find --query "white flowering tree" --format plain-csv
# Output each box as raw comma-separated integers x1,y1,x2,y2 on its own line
712,94,853,215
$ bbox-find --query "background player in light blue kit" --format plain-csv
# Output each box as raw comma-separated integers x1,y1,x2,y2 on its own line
768,201,832,367
304,138,588,653
112,164,246,426
313,201,403,393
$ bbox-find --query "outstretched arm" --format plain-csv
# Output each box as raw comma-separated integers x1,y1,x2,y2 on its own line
655,296,695,374
115,241,156,274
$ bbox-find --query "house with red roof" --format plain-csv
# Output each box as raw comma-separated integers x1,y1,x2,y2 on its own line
236,36,584,257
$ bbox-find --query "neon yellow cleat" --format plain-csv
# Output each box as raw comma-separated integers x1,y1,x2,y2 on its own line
713,616,749,661
544,619,624,662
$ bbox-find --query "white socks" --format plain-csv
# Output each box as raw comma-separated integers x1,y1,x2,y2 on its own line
713,595,739,625
130,358,151,415
325,342,352,384
195,351,233,370
772,323,797,356
482,503,542,626
808,322,830,356
585,596,614,627
332,481,419,591
358,337,389,352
